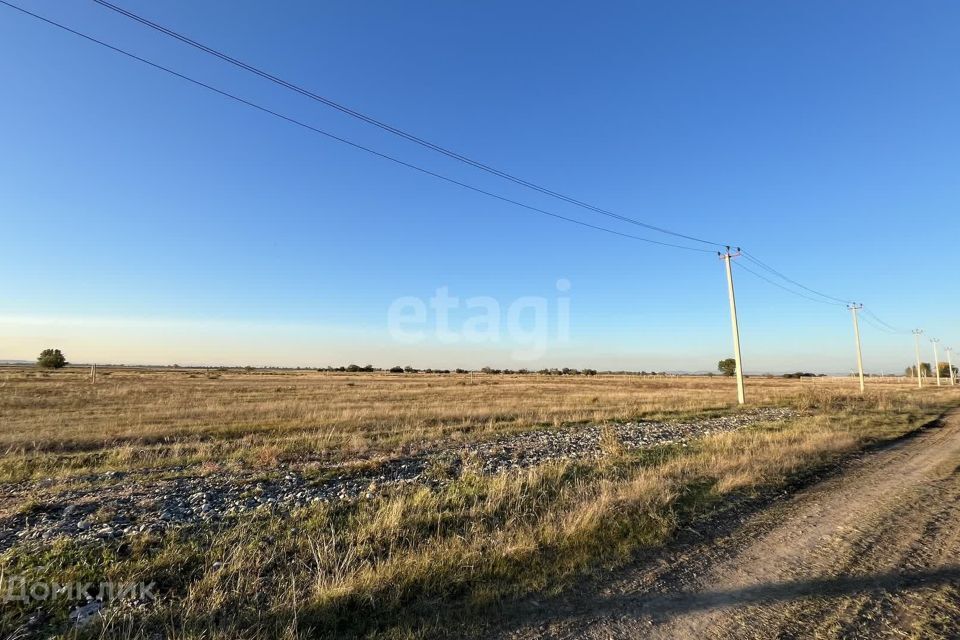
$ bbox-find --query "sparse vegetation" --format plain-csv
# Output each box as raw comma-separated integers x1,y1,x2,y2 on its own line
0,368,957,638
36,348,67,369
718,358,737,376
907,362,933,377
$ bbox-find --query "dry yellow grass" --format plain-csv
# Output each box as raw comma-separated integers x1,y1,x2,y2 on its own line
1,367,958,638
0,367,940,474
2,368,744,450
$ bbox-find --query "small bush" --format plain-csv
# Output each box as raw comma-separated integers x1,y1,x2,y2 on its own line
36,348,67,369
717,358,736,376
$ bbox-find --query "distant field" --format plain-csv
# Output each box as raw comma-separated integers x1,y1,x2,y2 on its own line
1,368,957,638
0,367,920,476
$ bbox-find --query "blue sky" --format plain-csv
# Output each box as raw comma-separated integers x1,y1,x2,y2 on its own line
1,0,958,372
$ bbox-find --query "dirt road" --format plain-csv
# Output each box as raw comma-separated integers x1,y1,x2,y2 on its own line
504,411,960,639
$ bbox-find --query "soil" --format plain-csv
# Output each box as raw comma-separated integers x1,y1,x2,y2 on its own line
500,410,960,639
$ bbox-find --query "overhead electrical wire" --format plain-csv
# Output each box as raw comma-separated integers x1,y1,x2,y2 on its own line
735,264,912,339
0,0,714,254
735,255,910,333
733,261,845,307
858,313,899,334
861,307,911,335
89,0,728,250
740,250,852,305
0,0,935,336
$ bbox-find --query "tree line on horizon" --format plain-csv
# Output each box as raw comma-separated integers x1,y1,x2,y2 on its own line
905,362,958,378
37,348,940,378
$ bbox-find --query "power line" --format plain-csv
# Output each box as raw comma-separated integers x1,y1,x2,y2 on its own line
0,0,714,254
1,0,941,345
78,2,936,323
90,0,728,249
734,261,912,335
6,1,948,399
861,307,911,335
733,260,844,306
740,250,852,305
858,313,900,334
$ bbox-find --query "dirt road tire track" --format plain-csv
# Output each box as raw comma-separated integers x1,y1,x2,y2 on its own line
502,410,960,639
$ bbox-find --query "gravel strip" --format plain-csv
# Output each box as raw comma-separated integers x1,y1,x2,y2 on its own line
0,408,795,551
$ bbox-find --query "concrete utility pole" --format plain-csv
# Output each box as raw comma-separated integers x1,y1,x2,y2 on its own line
848,303,865,393
913,329,924,389
90,363,97,384
720,247,745,404
946,347,956,386
931,338,941,386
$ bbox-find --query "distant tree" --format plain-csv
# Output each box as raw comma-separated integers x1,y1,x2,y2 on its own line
717,358,737,377
905,363,933,378
37,348,67,369
938,362,958,378
389,366,404,373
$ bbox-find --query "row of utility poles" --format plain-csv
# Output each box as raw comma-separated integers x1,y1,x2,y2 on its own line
911,330,955,389
721,248,955,404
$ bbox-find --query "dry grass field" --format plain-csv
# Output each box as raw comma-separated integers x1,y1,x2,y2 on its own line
1,367,958,638
0,368,929,479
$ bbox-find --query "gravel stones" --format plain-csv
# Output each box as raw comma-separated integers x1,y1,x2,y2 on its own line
0,408,794,551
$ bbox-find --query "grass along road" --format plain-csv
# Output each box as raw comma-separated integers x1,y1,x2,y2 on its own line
503,410,960,640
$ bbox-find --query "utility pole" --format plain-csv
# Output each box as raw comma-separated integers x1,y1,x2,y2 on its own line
720,247,745,404
848,303,865,393
931,338,941,386
90,363,97,384
946,347,956,386
913,329,924,389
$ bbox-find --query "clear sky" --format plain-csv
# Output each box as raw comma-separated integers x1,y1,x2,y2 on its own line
2,0,958,373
